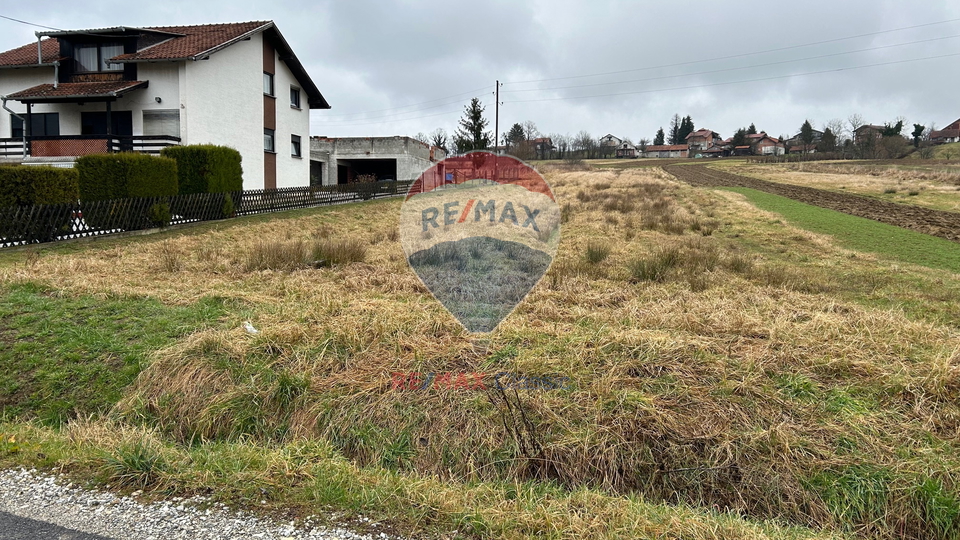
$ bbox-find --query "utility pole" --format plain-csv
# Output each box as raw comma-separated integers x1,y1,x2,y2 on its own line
494,80,499,154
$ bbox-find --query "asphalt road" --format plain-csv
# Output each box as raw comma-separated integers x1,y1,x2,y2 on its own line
0,511,115,540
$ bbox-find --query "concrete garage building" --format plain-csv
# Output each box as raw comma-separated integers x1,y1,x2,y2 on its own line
309,136,446,186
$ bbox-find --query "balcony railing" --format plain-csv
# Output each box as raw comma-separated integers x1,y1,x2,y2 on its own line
0,135,181,158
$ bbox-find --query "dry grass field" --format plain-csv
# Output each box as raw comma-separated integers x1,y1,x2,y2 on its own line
2,163,960,539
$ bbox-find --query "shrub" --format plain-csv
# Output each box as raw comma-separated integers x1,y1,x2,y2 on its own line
76,153,178,230
162,145,243,220
0,165,79,243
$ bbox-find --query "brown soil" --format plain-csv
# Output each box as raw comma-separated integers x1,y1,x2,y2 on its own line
664,164,960,243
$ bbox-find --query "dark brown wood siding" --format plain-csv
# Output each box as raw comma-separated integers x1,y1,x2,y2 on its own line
263,37,276,190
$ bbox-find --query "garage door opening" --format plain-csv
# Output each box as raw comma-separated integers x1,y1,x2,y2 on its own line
337,159,398,184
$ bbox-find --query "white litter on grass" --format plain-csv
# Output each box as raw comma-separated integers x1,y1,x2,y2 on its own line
243,321,260,335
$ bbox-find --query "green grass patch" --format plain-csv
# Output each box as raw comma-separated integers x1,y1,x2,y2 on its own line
0,283,229,424
724,187,960,273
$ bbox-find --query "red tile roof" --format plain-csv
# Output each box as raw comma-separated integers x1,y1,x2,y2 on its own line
685,129,718,140
930,129,960,139
645,145,688,151
6,81,148,102
112,21,270,61
0,38,63,67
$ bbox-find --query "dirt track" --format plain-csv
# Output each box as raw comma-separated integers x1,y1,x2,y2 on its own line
664,164,960,243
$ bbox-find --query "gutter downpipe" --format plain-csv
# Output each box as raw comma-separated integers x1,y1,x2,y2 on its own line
1,96,27,160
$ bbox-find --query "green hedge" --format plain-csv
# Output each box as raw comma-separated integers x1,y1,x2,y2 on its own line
161,145,242,194
0,165,79,207
76,153,178,230
0,165,80,242
161,145,242,220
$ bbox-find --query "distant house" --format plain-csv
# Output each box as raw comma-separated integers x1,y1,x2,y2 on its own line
599,134,622,147
854,125,885,144
615,141,636,158
733,145,752,156
754,135,785,155
789,145,816,154
929,118,960,144
597,134,621,157
531,137,554,159
642,144,688,158
741,132,783,155
785,128,823,151
685,129,721,154
0,21,329,190
702,145,727,158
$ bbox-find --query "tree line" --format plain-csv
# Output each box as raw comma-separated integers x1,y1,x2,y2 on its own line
413,98,951,161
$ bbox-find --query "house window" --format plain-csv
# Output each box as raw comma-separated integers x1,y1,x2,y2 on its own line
263,72,274,96
74,43,124,73
291,134,301,157
11,113,60,137
143,110,180,138
290,87,301,109
264,128,275,152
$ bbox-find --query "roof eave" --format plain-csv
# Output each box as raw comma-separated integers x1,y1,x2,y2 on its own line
0,63,60,70
265,25,330,109
186,21,274,61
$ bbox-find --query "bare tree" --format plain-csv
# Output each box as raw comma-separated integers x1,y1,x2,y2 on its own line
573,130,594,159
414,132,429,145
549,132,568,160
824,118,847,145
848,113,869,159
522,120,540,141
638,137,650,155
430,128,449,153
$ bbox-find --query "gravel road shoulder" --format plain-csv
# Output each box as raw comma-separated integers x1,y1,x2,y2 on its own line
0,468,406,540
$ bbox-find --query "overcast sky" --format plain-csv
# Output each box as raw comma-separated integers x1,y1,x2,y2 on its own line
2,0,959,144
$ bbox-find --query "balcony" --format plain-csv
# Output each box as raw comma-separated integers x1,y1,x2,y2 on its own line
0,135,181,159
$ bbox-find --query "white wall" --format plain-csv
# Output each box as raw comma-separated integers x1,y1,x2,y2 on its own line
182,33,264,190
0,67,55,136
273,51,310,188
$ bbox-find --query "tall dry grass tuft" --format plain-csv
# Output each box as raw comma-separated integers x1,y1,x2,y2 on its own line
242,239,311,272
156,240,185,272
313,237,368,265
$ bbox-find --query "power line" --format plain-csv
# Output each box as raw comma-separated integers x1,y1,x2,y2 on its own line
0,14,61,31
317,106,466,127
502,51,960,104
321,85,493,118
503,17,960,85
501,34,960,94
319,95,474,122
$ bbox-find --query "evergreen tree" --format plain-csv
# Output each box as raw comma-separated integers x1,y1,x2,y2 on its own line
818,128,837,153
506,123,525,149
453,98,492,153
668,114,681,145
653,127,665,146
882,120,904,138
747,123,757,135
800,120,815,147
677,115,695,143
731,128,747,148
911,123,925,148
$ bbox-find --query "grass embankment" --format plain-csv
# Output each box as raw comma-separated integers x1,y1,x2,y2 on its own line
723,187,960,272
1,166,960,539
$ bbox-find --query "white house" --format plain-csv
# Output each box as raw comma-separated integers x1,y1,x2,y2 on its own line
0,21,329,190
